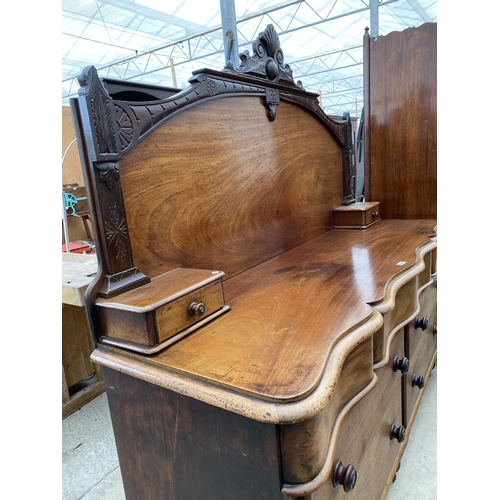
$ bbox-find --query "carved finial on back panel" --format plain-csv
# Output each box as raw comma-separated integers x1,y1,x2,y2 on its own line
224,24,298,88
77,65,119,160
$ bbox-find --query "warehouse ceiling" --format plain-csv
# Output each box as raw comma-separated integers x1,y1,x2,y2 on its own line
62,0,437,117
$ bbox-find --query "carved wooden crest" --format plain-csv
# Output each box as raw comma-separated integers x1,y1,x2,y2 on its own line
224,25,297,87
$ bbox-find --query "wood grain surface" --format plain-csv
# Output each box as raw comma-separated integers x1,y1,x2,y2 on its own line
118,97,343,280
94,219,436,405
365,23,437,218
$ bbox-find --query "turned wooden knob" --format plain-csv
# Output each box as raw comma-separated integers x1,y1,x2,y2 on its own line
433,324,437,335
393,356,409,374
332,461,357,493
415,316,428,330
390,424,406,443
188,302,206,317
372,211,379,217
412,374,425,389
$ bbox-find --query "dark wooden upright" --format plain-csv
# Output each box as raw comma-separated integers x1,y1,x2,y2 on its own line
363,22,437,218
70,24,437,500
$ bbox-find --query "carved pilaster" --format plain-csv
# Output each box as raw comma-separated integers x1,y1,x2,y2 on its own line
93,161,150,298
76,66,151,298
341,112,356,205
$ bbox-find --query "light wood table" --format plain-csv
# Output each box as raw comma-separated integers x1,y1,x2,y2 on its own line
62,253,105,418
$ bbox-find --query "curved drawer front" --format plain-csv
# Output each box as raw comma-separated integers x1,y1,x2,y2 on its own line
373,276,418,364
372,242,435,365
280,336,373,484
305,329,406,500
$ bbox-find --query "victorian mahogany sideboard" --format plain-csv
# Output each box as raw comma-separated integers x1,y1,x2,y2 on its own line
70,24,437,500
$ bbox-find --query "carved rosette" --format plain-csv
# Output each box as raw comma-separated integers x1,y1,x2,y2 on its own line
76,67,151,298
114,104,134,152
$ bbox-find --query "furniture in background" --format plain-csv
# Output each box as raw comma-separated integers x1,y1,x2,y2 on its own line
70,24,437,499
62,252,105,418
363,22,437,218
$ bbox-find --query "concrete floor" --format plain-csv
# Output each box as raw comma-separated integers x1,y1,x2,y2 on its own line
62,370,437,500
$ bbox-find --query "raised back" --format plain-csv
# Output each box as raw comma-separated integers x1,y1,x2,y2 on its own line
119,96,343,279
71,25,353,311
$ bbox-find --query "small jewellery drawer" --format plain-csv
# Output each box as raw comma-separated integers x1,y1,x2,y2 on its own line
155,282,224,344
96,268,229,354
333,202,381,229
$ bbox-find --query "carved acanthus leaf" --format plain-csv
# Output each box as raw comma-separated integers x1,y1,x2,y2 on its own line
96,161,120,190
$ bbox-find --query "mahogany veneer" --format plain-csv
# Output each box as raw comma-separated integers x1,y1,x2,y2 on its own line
71,24,437,500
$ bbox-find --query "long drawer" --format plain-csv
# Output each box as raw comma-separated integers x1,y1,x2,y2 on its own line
305,329,406,500
404,278,437,425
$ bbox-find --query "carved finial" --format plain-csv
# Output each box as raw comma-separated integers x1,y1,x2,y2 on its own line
364,27,370,36
77,65,99,94
223,24,298,87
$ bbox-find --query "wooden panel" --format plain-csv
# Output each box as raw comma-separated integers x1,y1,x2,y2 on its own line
96,306,155,346
62,105,84,185
103,367,283,500
62,304,95,387
119,97,343,280
62,253,98,307
365,23,437,218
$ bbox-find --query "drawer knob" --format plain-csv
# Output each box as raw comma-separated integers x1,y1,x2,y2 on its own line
433,324,437,335
188,302,206,317
332,461,357,493
412,374,425,389
415,316,428,330
390,423,406,443
372,211,379,217
393,356,409,375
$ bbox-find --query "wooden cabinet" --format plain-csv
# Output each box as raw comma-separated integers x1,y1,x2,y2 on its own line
70,23,437,500
62,253,105,418
363,23,436,219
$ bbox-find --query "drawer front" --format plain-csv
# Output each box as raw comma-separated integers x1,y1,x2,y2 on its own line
409,280,437,359
373,277,418,364
405,281,437,424
364,204,380,226
343,388,405,500
417,250,432,289
308,331,405,500
280,337,374,484
155,280,224,343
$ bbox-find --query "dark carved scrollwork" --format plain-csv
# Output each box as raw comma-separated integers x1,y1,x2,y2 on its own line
104,201,129,264
265,88,280,122
77,66,120,161
225,24,297,87
114,105,134,151
95,161,120,190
